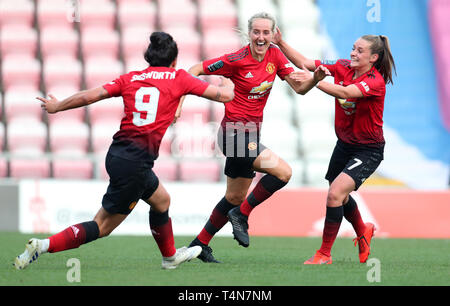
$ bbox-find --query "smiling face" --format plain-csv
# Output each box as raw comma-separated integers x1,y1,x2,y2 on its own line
350,38,379,71
248,18,274,61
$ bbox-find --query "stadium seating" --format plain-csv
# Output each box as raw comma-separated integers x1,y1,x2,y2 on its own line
1,55,41,90
3,90,43,123
153,158,178,181
39,26,79,59
0,0,329,185
48,119,90,156
52,158,93,179
7,117,47,156
0,0,34,28
43,55,83,91
179,159,221,182
0,24,38,58
0,157,6,177
0,122,4,152
9,158,51,179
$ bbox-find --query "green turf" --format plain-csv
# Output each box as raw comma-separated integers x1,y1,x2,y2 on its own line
1,232,449,286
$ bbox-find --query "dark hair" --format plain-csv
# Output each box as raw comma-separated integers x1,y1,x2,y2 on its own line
361,34,396,85
144,32,178,67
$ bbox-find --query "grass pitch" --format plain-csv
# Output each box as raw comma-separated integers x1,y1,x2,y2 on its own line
1,232,449,286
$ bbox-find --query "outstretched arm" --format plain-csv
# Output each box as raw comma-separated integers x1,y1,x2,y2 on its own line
37,87,110,114
285,64,331,95
316,82,364,99
273,27,316,72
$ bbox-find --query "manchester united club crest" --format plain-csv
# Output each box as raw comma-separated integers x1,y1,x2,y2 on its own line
266,62,275,74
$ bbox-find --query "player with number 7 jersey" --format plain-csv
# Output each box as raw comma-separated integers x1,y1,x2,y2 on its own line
15,32,234,271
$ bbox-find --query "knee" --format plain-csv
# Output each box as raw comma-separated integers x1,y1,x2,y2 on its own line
225,192,246,205
151,193,171,213
326,188,346,207
278,165,292,183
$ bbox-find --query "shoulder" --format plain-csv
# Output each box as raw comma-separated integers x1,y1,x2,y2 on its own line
337,59,352,69
224,45,250,63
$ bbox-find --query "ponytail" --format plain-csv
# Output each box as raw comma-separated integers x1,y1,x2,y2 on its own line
361,34,397,85
144,32,178,67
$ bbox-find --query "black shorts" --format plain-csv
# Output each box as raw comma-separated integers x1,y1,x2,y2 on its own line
325,139,384,190
217,126,267,179
102,153,159,215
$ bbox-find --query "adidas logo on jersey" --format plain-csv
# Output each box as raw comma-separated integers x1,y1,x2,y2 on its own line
245,72,253,78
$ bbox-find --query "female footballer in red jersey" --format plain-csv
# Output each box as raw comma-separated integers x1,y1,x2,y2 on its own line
177,12,328,263
274,28,396,264
14,32,235,270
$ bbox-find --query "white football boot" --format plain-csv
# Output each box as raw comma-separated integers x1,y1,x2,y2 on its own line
14,238,45,270
161,246,202,269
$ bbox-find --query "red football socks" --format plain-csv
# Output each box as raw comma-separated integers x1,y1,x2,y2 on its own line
197,197,235,245
318,206,344,257
240,174,287,217
343,195,366,237
48,221,99,253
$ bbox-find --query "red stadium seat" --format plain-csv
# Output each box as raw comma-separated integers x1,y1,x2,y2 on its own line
153,158,178,181
36,0,77,28
1,55,41,90
7,118,47,155
0,0,34,27
53,158,93,179
198,0,238,32
79,0,116,31
88,96,124,126
163,26,202,62
39,26,79,59
90,120,120,154
172,123,217,158
175,95,211,124
81,26,120,60
43,55,82,91
117,0,156,29
158,0,197,29
0,122,4,152
203,29,242,59
48,120,90,155
84,56,124,88
179,159,221,182
0,158,7,177
121,25,155,61
10,158,50,179
3,90,43,123
0,25,38,58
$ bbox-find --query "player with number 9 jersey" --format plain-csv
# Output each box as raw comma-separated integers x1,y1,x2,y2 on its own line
103,67,210,164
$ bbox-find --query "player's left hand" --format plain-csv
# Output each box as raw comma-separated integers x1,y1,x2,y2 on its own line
313,65,331,82
36,94,59,114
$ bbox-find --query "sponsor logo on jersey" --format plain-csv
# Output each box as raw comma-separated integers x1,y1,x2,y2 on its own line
207,60,224,72
266,62,275,74
338,98,356,115
245,72,254,78
250,81,273,95
322,60,337,66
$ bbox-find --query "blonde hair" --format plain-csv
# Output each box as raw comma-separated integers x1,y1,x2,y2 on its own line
235,12,277,44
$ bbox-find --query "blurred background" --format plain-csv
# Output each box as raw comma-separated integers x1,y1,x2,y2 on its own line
0,0,448,237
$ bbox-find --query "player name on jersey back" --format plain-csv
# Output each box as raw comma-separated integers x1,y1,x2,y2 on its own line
131,71,176,82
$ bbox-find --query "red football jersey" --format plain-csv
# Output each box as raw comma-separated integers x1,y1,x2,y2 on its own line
203,44,294,128
103,66,209,162
315,59,386,145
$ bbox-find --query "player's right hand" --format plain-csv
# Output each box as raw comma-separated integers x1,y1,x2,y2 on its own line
36,94,59,114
